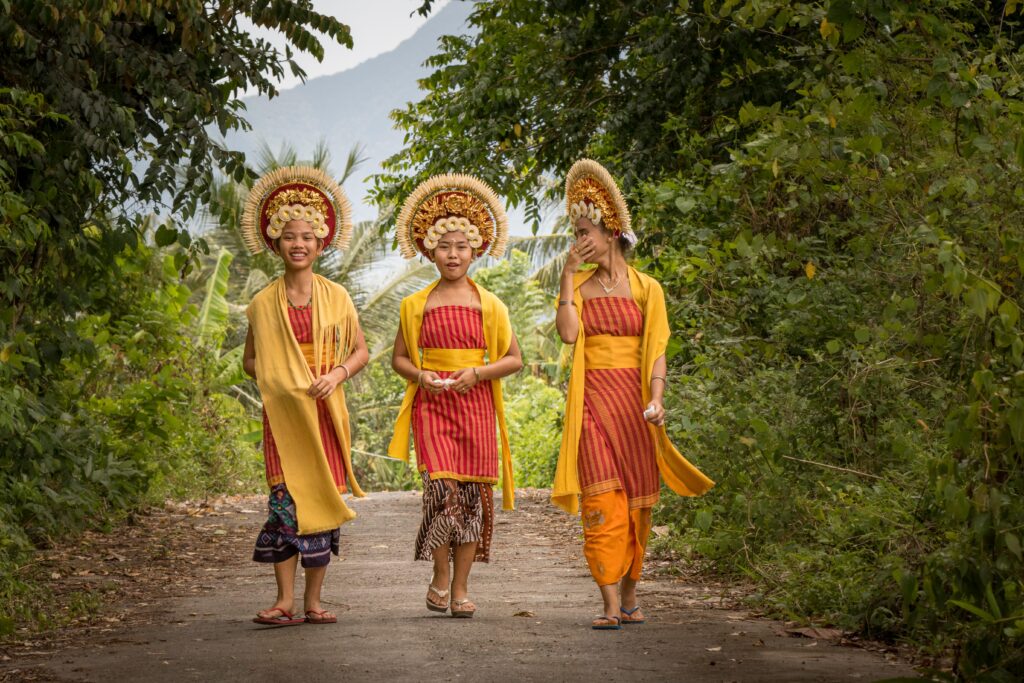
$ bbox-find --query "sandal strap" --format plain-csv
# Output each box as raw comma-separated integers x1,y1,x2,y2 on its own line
620,606,642,615
428,585,450,598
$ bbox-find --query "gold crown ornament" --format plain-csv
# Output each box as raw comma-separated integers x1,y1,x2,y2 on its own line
240,165,353,255
395,174,509,259
564,159,636,246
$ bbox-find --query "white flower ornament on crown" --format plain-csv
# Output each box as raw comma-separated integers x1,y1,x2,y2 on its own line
422,216,484,251
568,199,602,226
267,203,328,240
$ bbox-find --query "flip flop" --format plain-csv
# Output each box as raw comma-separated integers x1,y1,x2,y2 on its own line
253,608,305,626
592,615,622,630
620,606,645,625
426,583,450,613
451,598,476,618
304,608,337,625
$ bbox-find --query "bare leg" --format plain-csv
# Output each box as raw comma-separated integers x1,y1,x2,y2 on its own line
302,565,335,622
450,541,478,616
450,541,477,603
256,554,297,618
427,544,451,609
598,582,620,620
620,574,638,610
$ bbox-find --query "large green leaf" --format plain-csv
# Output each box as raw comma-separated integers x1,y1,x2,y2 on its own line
196,248,234,348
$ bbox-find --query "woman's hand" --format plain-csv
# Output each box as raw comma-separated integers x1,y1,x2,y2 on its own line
643,400,665,426
307,367,345,400
448,367,480,394
564,235,596,273
419,370,446,395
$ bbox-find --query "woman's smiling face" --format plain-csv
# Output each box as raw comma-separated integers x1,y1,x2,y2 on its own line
275,220,322,270
431,230,474,281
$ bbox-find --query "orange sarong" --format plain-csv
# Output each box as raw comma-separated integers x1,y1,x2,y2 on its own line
581,490,652,584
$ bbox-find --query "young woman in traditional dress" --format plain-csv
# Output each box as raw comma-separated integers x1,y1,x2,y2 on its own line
552,159,714,630
241,166,369,626
388,174,522,618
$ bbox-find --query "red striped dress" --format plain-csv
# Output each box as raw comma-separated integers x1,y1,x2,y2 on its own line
578,296,659,508
412,305,497,482
262,304,347,493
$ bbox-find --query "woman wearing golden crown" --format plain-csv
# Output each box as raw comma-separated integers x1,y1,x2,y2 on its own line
240,166,369,626
387,174,522,618
552,159,714,630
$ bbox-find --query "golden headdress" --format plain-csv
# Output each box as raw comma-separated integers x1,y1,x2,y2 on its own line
240,165,353,255
564,159,635,245
395,173,509,259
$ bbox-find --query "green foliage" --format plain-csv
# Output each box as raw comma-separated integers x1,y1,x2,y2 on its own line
505,376,564,488
473,250,556,369
389,0,1024,676
0,242,260,627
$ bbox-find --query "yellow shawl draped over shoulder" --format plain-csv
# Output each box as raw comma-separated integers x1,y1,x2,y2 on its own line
247,275,366,534
551,266,715,514
387,279,516,511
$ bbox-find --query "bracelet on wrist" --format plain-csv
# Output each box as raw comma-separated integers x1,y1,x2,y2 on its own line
473,367,481,382
339,364,350,381
558,299,574,307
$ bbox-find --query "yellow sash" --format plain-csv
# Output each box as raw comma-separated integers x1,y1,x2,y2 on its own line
298,343,335,370
246,275,366,534
422,348,486,372
584,335,642,369
551,267,715,514
387,279,516,510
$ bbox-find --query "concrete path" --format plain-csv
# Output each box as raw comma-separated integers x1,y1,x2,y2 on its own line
5,490,917,682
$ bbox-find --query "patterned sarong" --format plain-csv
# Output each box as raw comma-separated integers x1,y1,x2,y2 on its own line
253,484,340,568
414,472,494,563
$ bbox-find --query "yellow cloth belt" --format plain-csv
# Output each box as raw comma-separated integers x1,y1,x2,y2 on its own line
388,279,517,510
298,342,334,370
584,335,641,369
422,348,486,372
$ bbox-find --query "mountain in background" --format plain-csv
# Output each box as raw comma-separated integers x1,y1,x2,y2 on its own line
225,2,475,222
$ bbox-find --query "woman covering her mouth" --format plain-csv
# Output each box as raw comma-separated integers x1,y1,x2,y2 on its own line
552,159,714,630
388,173,523,619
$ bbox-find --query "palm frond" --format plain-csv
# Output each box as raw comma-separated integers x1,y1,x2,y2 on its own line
337,142,369,186
358,259,437,345
505,232,573,293
196,248,234,347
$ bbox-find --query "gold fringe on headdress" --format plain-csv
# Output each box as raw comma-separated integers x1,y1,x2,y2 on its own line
240,165,353,255
395,173,509,259
565,159,633,238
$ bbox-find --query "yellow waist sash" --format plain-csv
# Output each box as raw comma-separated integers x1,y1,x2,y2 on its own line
422,348,486,372
584,335,642,369
298,342,334,370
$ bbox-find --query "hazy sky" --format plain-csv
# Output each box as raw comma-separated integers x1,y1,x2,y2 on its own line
248,0,452,91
